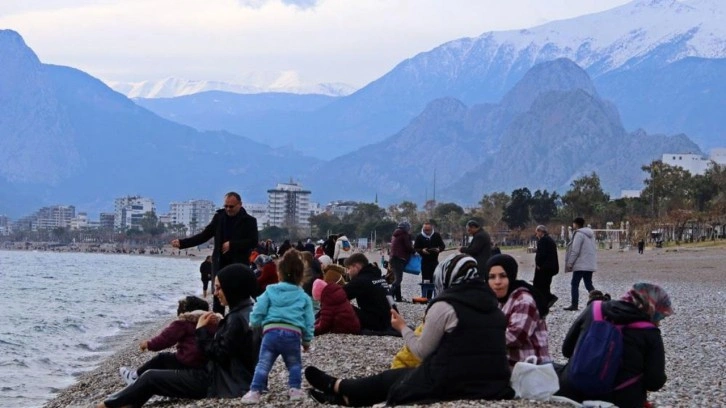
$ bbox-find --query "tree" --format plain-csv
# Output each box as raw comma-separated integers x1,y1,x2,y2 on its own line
433,202,464,219
309,213,341,238
562,172,610,221
641,160,693,218
502,188,532,230
530,190,560,223
260,226,289,242
477,192,509,227
343,203,386,227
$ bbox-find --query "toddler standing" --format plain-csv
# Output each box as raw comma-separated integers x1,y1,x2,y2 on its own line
242,249,314,403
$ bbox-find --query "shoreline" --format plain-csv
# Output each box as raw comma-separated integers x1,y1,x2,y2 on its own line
45,245,726,407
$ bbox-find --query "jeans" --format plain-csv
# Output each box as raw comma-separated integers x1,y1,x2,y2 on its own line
137,352,188,376
104,368,208,407
570,271,595,307
389,257,406,301
250,329,303,391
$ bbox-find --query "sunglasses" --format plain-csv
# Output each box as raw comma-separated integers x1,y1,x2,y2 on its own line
223,204,238,209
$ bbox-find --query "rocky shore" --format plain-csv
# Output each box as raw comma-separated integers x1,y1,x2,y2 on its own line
45,245,726,408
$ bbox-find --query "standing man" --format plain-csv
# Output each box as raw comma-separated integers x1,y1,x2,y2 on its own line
414,222,445,283
199,255,212,298
534,225,559,308
459,220,492,275
563,217,597,311
389,221,414,302
171,192,258,315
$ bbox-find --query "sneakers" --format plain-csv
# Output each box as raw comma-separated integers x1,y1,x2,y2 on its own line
563,305,579,311
288,388,305,401
240,390,261,404
119,366,138,385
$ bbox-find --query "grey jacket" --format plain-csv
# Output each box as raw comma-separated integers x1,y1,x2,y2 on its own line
565,227,597,272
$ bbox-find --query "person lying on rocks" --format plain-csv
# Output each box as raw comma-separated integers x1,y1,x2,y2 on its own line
343,253,397,333
555,282,672,407
118,296,221,385
304,253,514,406
485,254,552,368
97,265,259,408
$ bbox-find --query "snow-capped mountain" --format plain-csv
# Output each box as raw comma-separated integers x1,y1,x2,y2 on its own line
107,72,356,99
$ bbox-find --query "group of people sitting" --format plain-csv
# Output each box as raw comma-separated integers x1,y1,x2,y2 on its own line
98,248,672,408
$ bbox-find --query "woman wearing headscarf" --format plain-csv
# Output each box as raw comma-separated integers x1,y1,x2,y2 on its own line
557,282,673,407
485,254,551,368
97,265,259,408
304,253,513,406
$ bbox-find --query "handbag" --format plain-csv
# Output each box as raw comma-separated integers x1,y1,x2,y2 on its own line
510,356,559,400
403,253,422,275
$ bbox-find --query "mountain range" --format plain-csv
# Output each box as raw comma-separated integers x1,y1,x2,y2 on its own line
1,0,721,219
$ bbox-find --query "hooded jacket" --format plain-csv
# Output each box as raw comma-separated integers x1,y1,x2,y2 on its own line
333,235,353,261
147,310,219,368
343,263,392,331
315,283,361,335
250,282,315,345
390,228,414,261
565,227,597,272
560,300,666,407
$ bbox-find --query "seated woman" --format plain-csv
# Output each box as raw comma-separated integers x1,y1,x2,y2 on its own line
97,265,259,408
304,253,514,406
485,254,551,367
557,282,672,408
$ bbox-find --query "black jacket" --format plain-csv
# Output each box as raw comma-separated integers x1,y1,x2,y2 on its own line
387,280,514,404
196,300,258,398
343,263,391,331
179,208,258,275
560,301,666,407
414,232,446,280
460,229,492,274
535,233,559,276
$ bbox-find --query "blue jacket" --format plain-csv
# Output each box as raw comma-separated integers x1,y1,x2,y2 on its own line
250,282,315,345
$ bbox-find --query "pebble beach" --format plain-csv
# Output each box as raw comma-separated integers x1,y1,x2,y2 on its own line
45,244,726,408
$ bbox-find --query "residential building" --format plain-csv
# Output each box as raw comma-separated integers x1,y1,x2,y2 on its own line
0,215,10,235
70,212,89,230
99,213,115,230
267,181,312,232
620,190,641,199
245,203,268,230
662,153,710,175
169,199,215,235
114,195,155,231
36,205,76,230
326,201,358,218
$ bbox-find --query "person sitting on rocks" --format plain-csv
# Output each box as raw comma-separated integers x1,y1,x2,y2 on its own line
342,253,395,333
97,265,259,408
485,254,551,368
312,278,361,336
556,282,672,407
118,296,220,385
304,253,514,406
254,254,278,297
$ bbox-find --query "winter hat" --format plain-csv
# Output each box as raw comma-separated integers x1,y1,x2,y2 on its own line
621,282,673,323
433,253,479,295
486,254,550,318
323,264,347,285
397,221,411,232
312,279,328,301
318,255,333,267
216,264,257,308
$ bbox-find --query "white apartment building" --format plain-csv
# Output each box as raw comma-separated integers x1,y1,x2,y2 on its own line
36,205,76,230
114,195,155,231
70,212,88,230
326,201,358,218
662,153,710,175
244,203,268,230
267,182,311,231
169,199,216,235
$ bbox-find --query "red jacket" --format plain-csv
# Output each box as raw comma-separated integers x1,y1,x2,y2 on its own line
256,262,279,295
147,311,218,368
315,283,361,335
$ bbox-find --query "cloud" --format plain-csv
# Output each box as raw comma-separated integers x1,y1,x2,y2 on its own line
237,0,319,10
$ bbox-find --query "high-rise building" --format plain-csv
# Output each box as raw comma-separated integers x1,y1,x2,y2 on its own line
114,196,155,230
244,203,268,230
0,215,10,235
36,205,76,229
267,181,311,233
99,213,115,230
169,199,216,235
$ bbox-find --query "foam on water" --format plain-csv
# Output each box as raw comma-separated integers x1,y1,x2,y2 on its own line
0,251,202,408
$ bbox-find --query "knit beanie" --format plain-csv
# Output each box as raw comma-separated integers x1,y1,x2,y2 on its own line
318,255,333,267
312,279,328,301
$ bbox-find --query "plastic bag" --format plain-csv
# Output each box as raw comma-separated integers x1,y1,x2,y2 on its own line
403,253,422,275
510,356,559,400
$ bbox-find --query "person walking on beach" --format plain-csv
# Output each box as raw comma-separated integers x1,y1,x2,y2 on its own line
414,222,446,283
534,225,559,308
172,192,258,315
459,220,492,275
389,221,414,302
200,256,212,298
563,217,597,311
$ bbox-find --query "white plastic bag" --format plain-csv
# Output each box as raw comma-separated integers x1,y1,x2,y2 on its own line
510,356,560,400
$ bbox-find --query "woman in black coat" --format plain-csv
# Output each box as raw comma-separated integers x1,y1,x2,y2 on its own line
98,265,259,408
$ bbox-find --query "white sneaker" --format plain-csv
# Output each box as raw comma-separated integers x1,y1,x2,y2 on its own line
241,390,261,404
288,388,304,401
119,366,137,385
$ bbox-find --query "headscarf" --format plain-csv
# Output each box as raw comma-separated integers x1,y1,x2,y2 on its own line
620,282,673,323
484,254,549,318
433,253,479,296
216,264,257,308
254,254,273,267
397,221,411,232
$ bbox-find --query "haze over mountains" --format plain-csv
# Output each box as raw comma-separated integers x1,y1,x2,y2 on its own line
0,0,722,218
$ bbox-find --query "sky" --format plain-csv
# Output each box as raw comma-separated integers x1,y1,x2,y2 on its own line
0,0,632,88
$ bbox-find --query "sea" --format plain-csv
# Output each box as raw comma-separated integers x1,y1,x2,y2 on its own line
0,250,203,408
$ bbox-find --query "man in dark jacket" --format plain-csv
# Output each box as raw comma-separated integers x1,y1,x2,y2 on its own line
413,222,445,283
534,225,559,308
172,192,258,315
389,221,414,302
459,220,492,275
343,253,394,332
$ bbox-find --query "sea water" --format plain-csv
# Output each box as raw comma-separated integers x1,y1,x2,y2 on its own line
0,250,203,408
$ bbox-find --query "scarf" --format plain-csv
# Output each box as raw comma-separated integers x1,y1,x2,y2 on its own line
620,282,673,323
420,227,434,239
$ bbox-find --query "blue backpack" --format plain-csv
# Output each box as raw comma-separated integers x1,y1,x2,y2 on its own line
568,301,656,396
341,239,351,251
